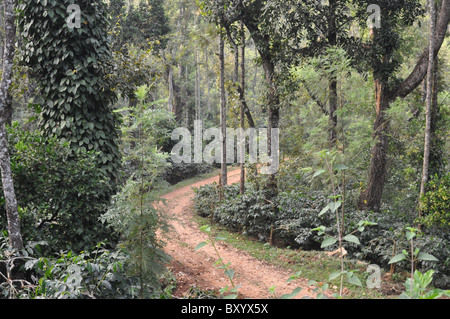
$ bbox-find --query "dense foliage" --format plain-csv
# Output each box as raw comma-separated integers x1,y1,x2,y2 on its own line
1,124,115,254
419,172,450,229
17,0,121,185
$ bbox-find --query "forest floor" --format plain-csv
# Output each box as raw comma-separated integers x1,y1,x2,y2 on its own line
160,169,326,299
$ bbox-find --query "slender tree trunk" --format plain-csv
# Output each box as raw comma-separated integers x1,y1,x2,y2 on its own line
219,32,227,190
206,46,212,120
328,0,338,148
239,21,246,195
194,13,201,121
167,65,174,113
262,55,280,198
329,78,338,147
419,0,436,220
0,0,23,250
429,57,443,177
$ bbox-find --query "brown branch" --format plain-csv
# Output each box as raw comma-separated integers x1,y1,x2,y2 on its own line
390,0,450,101
302,80,329,115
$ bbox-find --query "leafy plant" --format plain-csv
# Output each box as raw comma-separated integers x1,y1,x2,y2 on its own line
418,173,450,229
388,226,439,296
310,150,377,296
195,225,240,299
101,85,171,299
399,270,450,299
2,123,115,254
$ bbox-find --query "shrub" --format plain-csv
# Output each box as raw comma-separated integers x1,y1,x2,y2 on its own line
418,173,450,229
0,124,115,254
164,161,213,185
193,184,334,248
0,240,152,299
344,209,449,289
101,86,172,298
214,186,275,242
276,191,335,249
193,182,221,218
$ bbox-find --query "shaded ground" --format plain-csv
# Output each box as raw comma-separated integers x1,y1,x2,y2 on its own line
160,169,322,299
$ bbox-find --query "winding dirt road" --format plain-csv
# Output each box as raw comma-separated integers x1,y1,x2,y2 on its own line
161,169,319,299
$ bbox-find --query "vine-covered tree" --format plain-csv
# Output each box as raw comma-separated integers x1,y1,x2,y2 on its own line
17,0,121,188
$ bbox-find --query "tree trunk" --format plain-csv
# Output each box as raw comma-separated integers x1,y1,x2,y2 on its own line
0,0,23,250
261,54,280,198
429,57,444,177
219,32,227,189
358,79,390,212
240,21,246,195
329,78,338,148
328,0,338,148
419,0,436,220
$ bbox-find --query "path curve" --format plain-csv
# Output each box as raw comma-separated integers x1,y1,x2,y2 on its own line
161,169,319,299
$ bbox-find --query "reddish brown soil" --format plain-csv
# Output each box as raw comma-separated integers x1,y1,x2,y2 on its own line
160,169,320,299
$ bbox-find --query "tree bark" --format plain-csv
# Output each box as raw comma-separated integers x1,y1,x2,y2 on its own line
242,11,280,198
219,32,227,189
262,54,280,198
328,0,338,148
239,21,246,195
358,79,390,211
0,0,23,250
419,0,436,220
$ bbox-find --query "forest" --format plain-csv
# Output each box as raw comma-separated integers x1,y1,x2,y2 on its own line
0,0,448,300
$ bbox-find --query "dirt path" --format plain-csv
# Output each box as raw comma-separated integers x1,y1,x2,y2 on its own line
161,169,318,299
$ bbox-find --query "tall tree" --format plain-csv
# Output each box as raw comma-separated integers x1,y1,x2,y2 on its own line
239,21,246,195
328,0,339,148
18,0,122,187
419,0,436,220
219,31,227,190
357,0,449,211
0,0,23,249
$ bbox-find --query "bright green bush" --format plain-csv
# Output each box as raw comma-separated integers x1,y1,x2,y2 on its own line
419,173,450,229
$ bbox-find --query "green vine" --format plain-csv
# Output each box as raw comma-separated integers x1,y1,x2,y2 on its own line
17,0,121,186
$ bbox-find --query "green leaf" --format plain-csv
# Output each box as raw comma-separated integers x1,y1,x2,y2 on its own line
224,269,235,280
281,287,303,299
334,164,349,171
388,253,407,264
215,236,228,241
417,252,439,262
311,225,326,235
406,231,416,241
312,169,326,178
343,234,361,245
347,273,362,287
195,242,208,251
319,204,329,216
321,237,337,248
329,201,341,213
329,271,342,281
